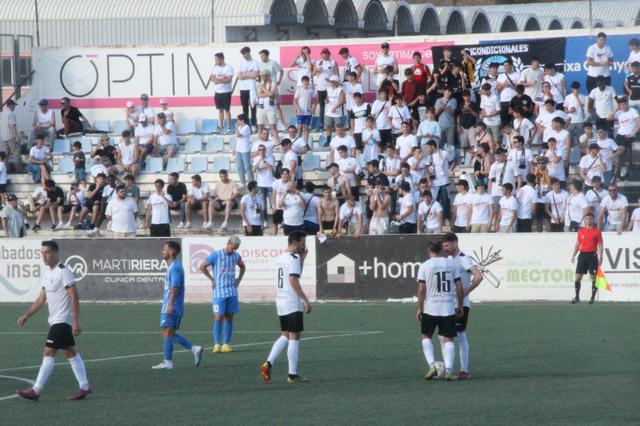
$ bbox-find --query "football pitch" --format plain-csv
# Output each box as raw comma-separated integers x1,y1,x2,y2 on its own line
1,302,638,425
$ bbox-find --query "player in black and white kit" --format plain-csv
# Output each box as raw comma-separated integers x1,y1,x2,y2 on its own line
261,230,311,384
16,240,92,401
417,241,463,381
441,233,483,380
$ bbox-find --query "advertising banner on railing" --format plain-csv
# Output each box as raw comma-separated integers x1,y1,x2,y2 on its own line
0,240,46,302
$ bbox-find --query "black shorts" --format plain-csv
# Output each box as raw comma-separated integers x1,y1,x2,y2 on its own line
245,225,263,236
190,200,203,211
150,223,171,237
279,311,304,333
455,307,470,332
213,199,238,212
273,209,284,225
283,224,304,236
379,129,392,149
321,220,336,231
46,323,75,349
421,313,456,338
576,252,598,275
353,133,363,151
452,225,467,233
214,92,232,111
0,184,6,194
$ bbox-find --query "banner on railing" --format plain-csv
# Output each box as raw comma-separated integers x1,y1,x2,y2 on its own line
0,240,46,302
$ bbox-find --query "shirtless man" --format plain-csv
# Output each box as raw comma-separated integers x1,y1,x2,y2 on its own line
326,162,351,206
318,185,339,236
368,179,392,235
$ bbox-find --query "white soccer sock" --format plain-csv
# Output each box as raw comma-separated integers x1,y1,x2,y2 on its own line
287,340,300,375
267,336,289,366
457,331,469,373
443,341,455,373
421,339,435,367
33,356,55,394
68,354,90,390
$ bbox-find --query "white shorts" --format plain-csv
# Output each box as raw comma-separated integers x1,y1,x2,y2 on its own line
369,216,389,235
257,108,276,126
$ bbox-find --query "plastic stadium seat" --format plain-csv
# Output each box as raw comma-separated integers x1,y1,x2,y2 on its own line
289,117,297,126
93,120,110,133
79,138,92,153
184,136,202,153
143,157,164,173
229,119,237,131
212,156,231,172
189,157,209,173
341,116,348,128
53,139,70,154
113,120,128,135
166,157,185,173
310,116,321,129
302,155,320,172
177,119,197,135
200,119,218,134
57,156,75,174
205,136,224,153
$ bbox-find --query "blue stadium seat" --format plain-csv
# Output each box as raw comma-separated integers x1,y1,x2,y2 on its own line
113,120,128,135
302,154,320,171
189,157,209,173
57,156,75,174
315,135,330,151
230,119,237,131
52,139,70,154
143,157,164,173
205,136,224,153
166,157,185,173
184,136,202,153
212,156,231,172
93,120,110,133
289,117,297,126
177,119,197,135
310,116,321,129
79,138,92,153
341,116,348,128
200,119,218,134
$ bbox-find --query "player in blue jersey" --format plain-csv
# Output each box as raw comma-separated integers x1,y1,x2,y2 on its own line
152,241,203,370
199,236,246,353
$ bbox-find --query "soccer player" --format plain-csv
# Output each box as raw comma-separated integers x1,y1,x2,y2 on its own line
571,212,604,304
261,230,311,384
441,233,483,380
417,241,463,381
199,236,246,353
152,241,203,370
15,240,92,401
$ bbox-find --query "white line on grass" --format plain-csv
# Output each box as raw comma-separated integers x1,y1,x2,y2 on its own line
0,331,383,374
0,330,375,335
0,375,36,401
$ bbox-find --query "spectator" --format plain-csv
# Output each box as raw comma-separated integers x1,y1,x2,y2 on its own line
542,139,566,186
339,47,362,82
0,152,6,204
497,183,517,233
481,62,499,95
33,179,64,231
278,181,306,236
258,49,286,129
389,94,410,141
626,196,640,232
438,46,454,76
425,139,453,220
510,84,534,120
449,62,467,104
533,157,551,232
417,190,443,234
585,32,614,92
564,81,587,143
534,82,556,117
624,61,640,113
70,141,87,185
290,46,314,88
154,112,178,168
488,148,517,226
613,96,639,180
237,46,259,129
626,39,640,73
519,57,543,100
381,146,401,189
578,122,597,154
326,162,350,206
407,146,427,183
543,63,566,109
362,116,381,163
515,173,537,232
411,92,430,128
314,47,339,130
497,59,520,125
469,181,493,233
565,180,590,231
324,75,345,145
185,174,210,230
252,144,274,227
125,101,138,133
479,83,501,143
115,130,139,177
512,107,535,147
99,174,118,234
318,185,339,236
144,178,173,237
338,193,363,237
507,136,534,188
368,178,392,235
57,97,92,136
401,68,417,107
56,181,84,230
336,145,360,198
233,114,254,187
1,194,26,237
301,181,320,235
158,98,174,123
30,99,56,146
135,114,155,165
412,51,431,95
240,181,264,236
257,69,279,139
329,123,356,162
458,92,479,164
595,128,623,185
371,89,392,150
545,117,571,162
137,93,155,124
434,87,457,149
585,175,607,221
579,143,606,190
210,169,239,231
288,125,308,189
26,135,52,184
210,52,234,134
167,172,187,229
123,174,140,204
294,76,316,142
587,76,616,136
473,122,496,154
366,159,389,188
0,99,21,173
598,184,628,234
544,177,569,232
343,72,363,121
280,139,299,189
395,121,417,163
77,173,106,231
349,93,370,152
251,127,279,164
92,135,117,175
105,184,138,238
374,42,398,89
416,108,441,147
28,181,47,220
451,180,471,233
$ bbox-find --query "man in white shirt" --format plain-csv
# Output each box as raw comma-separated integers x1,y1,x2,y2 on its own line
585,32,614,93
488,148,516,225
294,76,316,142
185,174,210,229
329,123,356,162
144,179,174,237
154,112,178,168
336,145,361,198
497,183,518,233
349,92,370,151
595,128,623,186
393,181,417,234
507,136,534,188
416,108,441,146
0,99,21,173
544,178,569,232
425,139,452,221
451,180,471,233
237,46,259,129
325,75,346,144
135,114,155,164
497,59,520,125
613,96,639,180
280,139,299,185
543,63,566,109
565,180,590,231
587,76,616,136
542,138,566,185
210,52,234,134
136,93,155,124
598,184,628,233
271,168,292,235
519,57,544,100
395,121,418,163
469,181,493,233
115,130,139,177
515,174,536,232
278,181,306,236
579,143,606,189
564,81,587,143
585,175,608,222
240,181,264,236
479,83,501,142
105,185,138,237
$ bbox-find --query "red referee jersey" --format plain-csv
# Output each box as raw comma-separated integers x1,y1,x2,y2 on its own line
577,226,603,253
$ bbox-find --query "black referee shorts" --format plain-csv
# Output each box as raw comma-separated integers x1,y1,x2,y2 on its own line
576,252,598,275
46,323,75,349
279,311,304,333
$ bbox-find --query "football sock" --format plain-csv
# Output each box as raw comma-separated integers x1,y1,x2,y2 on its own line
443,341,455,373
287,340,300,375
33,356,55,394
68,354,90,390
457,331,469,372
267,336,289,365
174,334,193,350
163,337,174,361
223,320,233,344
421,338,435,367
591,280,597,300
574,281,581,299
213,319,223,345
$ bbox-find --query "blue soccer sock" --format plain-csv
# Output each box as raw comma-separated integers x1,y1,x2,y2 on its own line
223,320,233,344
174,334,193,350
163,337,174,361
213,320,223,345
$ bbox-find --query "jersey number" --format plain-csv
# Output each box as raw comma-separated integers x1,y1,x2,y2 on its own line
277,268,284,288
435,271,451,293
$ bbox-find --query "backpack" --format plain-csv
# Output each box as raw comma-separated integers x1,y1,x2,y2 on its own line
273,160,283,179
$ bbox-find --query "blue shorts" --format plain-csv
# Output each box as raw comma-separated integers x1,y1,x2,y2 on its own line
213,295,239,315
160,313,182,329
75,167,86,182
296,115,312,125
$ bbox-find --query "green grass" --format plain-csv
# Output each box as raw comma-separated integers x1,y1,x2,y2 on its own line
1,302,638,425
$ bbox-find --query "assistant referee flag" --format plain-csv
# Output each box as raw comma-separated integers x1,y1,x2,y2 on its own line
595,267,612,292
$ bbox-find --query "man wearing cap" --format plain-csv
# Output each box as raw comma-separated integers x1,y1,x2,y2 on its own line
0,194,26,238
125,101,138,133
0,99,21,172
30,99,56,146
57,97,92,137
497,59,520,125
237,47,259,130
586,32,614,93
543,63,566,110
137,93,155,124
375,43,398,90
614,96,639,179
154,112,178,168
315,48,339,130
210,52,234,134
624,61,640,113
258,49,287,130
135,113,155,165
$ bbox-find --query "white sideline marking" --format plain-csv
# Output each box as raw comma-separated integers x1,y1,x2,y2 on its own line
0,331,383,374
0,374,36,401
0,330,374,335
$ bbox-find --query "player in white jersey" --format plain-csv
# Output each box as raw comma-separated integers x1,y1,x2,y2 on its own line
15,241,92,401
261,231,311,384
417,241,463,380
441,232,483,380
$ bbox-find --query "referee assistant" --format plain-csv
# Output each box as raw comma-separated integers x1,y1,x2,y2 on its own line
570,212,603,304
